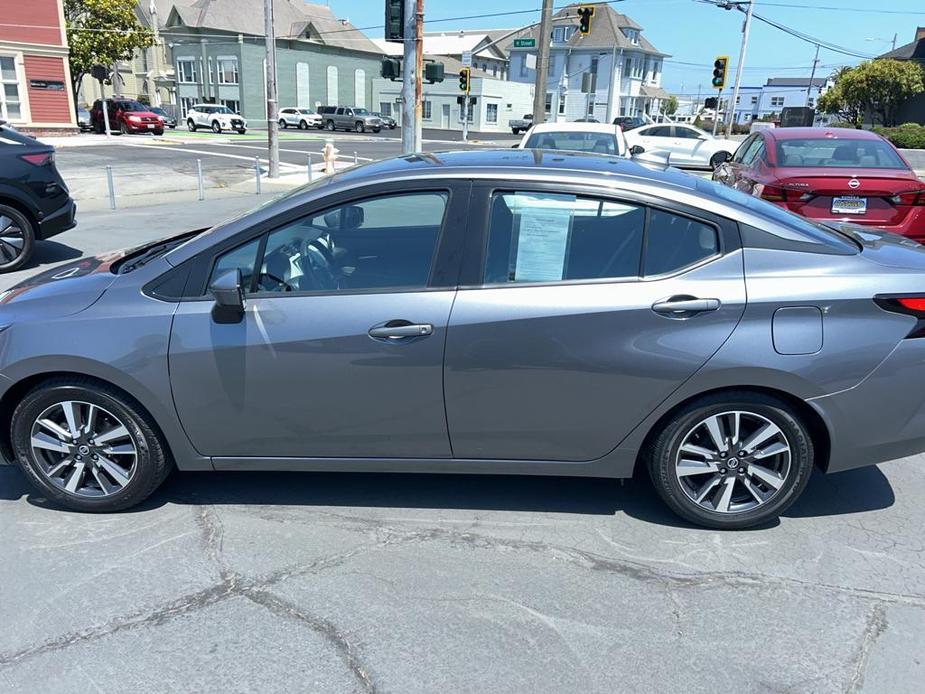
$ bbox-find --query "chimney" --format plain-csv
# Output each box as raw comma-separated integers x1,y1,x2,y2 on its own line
917,27,925,42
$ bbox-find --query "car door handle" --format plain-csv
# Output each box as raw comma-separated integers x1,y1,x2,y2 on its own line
368,322,434,339
652,297,721,316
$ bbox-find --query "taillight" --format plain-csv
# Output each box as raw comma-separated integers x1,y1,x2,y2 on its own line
891,190,925,206
757,184,787,202
874,295,925,338
19,152,53,166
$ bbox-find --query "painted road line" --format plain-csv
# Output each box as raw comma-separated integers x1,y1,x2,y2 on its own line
202,142,376,162
115,142,303,171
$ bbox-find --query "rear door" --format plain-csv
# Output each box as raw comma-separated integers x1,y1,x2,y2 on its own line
443,183,746,462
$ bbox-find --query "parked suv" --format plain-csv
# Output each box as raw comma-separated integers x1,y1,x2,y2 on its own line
0,121,76,271
90,99,164,135
318,106,382,133
279,107,322,130
186,104,247,134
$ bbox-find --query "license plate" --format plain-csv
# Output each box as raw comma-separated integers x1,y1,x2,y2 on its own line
147,124,155,129
832,196,867,215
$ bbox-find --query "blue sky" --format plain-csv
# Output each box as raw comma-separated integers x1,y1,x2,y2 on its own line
322,0,925,96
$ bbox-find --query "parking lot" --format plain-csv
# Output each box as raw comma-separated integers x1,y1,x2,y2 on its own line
2,137,925,693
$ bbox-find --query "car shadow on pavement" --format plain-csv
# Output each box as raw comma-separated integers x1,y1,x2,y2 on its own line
0,463,896,530
26,241,82,269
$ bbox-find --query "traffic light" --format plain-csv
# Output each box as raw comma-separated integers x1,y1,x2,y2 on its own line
385,0,404,43
577,6,595,35
458,67,471,93
712,56,728,89
380,58,400,81
425,62,445,84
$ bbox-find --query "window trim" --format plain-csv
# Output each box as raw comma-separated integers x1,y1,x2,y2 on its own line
462,181,733,290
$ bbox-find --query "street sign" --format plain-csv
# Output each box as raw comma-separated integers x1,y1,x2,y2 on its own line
461,50,472,67
513,38,535,48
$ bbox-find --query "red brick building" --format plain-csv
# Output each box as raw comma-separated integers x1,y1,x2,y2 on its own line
0,0,76,133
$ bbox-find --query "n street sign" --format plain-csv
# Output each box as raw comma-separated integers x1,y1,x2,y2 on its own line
513,38,536,48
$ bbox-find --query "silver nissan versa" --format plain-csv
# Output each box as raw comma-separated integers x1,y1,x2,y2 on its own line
3,150,925,528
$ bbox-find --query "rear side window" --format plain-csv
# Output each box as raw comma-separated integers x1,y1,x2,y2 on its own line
644,210,719,276
524,131,619,155
645,126,673,137
484,192,646,283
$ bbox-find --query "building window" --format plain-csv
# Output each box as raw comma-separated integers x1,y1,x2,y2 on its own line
770,96,784,107
520,54,531,78
0,55,23,121
327,66,339,105
558,92,566,115
587,98,594,116
807,97,814,107
552,27,566,43
422,100,432,120
751,96,757,104
177,59,197,84
180,96,195,118
486,103,498,123
458,105,474,123
544,92,553,114
379,102,392,117
217,58,238,85
221,99,240,113
297,63,310,108
354,69,366,108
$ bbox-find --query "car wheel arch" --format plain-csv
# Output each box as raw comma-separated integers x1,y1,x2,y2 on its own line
0,195,38,231
633,384,832,476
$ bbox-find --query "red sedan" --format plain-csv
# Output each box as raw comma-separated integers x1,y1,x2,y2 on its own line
713,127,925,240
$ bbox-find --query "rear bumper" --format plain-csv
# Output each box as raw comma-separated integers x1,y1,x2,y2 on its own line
778,204,925,241
810,339,925,472
37,197,76,240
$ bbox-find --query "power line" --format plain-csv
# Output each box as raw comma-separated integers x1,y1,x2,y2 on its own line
757,2,925,14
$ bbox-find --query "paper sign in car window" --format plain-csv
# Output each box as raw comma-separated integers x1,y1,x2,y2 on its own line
511,193,575,282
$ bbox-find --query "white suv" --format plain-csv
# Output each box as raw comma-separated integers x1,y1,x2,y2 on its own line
186,104,247,134
279,107,322,130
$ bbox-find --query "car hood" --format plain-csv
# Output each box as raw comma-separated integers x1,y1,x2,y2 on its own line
126,110,161,118
826,223,925,270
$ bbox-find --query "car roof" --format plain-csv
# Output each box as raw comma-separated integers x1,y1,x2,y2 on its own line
765,127,884,142
528,122,623,135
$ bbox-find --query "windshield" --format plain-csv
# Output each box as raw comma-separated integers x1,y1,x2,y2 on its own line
695,177,858,251
213,106,234,115
775,138,908,170
298,109,315,115
116,101,148,112
525,131,621,156
353,108,370,116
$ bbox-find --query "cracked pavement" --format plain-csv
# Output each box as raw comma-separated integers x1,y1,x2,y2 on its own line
2,455,925,693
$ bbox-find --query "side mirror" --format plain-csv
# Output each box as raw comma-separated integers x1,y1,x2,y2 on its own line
630,144,645,155
210,268,246,323
698,134,709,141
511,143,520,148
712,151,732,168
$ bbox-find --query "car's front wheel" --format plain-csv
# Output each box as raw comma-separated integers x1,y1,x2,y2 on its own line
187,119,197,132
298,120,308,130
355,122,365,133
710,152,731,169
278,118,287,129
212,121,222,134
11,379,173,512
0,203,35,272
647,392,813,529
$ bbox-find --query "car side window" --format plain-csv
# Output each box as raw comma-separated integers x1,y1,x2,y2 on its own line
674,127,702,140
247,192,449,294
643,210,719,276
732,135,757,163
737,136,764,166
645,126,672,138
483,192,646,284
208,237,261,290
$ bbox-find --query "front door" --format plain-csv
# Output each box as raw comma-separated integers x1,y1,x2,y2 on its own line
441,104,450,128
444,184,746,461
169,185,468,459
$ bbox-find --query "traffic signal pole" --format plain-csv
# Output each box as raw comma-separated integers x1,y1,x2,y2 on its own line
401,0,416,154
724,0,754,138
264,0,280,178
532,0,554,125
414,0,424,151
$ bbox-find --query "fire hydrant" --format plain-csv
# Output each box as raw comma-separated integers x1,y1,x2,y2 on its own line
322,141,338,175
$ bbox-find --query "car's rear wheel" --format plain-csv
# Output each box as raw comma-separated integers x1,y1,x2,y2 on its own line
187,119,197,132
512,128,520,135
0,204,35,273
326,120,335,131
11,380,173,512
211,121,222,134
647,392,813,529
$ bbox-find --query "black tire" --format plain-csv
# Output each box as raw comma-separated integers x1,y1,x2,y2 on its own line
512,128,519,135
326,120,335,131
117,122,127,136
298,120,308,130
187,119,197,132
153,129,164,136
11,379,173,513
237,129,247,135
646,391,814,529
0,203,35,273
372,128,381,133
710,152,730,169
279,119,287,129
355,122,365,133
211,120,222,134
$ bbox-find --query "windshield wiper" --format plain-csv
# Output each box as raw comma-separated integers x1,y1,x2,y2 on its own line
116,230,204,274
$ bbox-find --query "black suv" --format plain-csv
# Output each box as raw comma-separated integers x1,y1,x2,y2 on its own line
0,122,76,272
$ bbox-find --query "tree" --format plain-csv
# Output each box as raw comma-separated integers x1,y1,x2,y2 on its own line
65,0,155,108
660,95,678,117
817,60,925,127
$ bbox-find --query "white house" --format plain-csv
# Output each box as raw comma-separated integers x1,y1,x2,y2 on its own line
372,30,515,80
507,3,670,123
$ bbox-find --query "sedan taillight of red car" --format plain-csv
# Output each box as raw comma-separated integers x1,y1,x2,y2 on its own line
891,190,925,207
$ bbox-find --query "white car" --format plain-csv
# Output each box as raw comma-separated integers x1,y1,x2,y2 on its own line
279,107,322,130
185,104,247,134
623,123,737,169
517,122,628,158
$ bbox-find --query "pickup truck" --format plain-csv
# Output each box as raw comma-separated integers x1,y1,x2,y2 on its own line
509,114,533,135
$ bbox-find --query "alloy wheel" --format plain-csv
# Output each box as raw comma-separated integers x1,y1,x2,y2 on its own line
0,214,27,267
29,400,138,498
674,410,791,514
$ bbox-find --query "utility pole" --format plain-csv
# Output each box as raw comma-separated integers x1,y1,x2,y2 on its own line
400,0,416,153
724,0,753,138
532,0,554,125
264,0,280,178
414,0,424,150
805,43,820,107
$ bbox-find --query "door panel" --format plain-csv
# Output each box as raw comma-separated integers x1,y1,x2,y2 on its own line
170,291,456,458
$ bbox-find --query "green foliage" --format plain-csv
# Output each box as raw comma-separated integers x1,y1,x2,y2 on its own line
817,60,925,127
826,120,861,129
65,0,154,104
693,115,702,129
873,123,925,149
660,95,678,116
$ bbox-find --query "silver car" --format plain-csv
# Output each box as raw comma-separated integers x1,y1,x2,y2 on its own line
3,150,925,528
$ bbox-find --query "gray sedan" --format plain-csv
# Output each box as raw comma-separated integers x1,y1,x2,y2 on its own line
2,150,925,528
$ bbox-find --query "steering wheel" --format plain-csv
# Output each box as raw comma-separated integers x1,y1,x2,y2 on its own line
300,237,338,290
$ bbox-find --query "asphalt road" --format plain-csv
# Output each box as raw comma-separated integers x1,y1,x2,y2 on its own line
1,194,924,692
